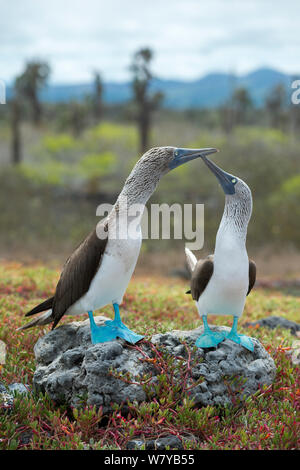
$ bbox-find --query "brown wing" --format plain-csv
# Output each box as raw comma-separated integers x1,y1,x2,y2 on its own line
247,259,256,296
51,222,108,329
190,255,214,301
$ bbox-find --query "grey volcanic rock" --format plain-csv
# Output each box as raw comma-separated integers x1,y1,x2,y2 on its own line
33,317,276,412
8,383,30,395
0,381,14,410
127,435,184,450
0,381,29,411
244,316,300,336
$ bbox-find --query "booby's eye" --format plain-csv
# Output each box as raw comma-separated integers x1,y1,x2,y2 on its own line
174,150,179,156
231,178,237,184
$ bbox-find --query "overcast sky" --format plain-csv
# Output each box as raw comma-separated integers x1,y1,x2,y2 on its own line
1,0,299,84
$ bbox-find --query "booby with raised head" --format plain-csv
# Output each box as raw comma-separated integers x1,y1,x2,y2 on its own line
20,146,218,344
185,156,256,351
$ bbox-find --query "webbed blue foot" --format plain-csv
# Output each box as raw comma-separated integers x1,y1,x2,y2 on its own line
88,304,144,345
196,331,225,348
224,316,254,352
195,315,225,348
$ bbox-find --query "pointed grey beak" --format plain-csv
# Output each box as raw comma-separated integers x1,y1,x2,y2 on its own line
201,155,236,195
169,147,218,170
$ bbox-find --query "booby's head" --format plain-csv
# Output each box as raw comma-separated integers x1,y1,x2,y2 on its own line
135,146,219,175
201,155,253,230
121,146,218,204
201,155,251,199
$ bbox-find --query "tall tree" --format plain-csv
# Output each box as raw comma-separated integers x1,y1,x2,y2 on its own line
219,73,237,134
220,87,252,132
15,60,50,125
93,71,103,121
130,48,163,153
69,101,86,137
231,87,253,125
265,84,287,129
10,98,22,165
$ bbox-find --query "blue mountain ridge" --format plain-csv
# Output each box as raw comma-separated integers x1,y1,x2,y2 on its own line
5,67,296,109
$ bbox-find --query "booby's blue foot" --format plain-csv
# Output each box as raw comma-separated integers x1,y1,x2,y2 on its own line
195,315,225,348
88,304,144,345
225,332,254,352
195,331,225,348
224,317,254,352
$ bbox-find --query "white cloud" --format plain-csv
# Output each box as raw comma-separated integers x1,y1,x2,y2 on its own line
1,0,299,83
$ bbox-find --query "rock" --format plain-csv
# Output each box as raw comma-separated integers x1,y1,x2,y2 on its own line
286,340,300,366
153,327,276,407
0,382,14,411
0,391,14,410
0,381,7,394
18,429,33,446
244,316,300,336
126,435,183,450
8,383,30,395
33,317,276,412
0,381,29,411
126,439,145,450
146,436,184,450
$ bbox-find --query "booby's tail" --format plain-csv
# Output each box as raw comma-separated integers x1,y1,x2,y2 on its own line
18,309,54,330
185,246,197,273
25,296,54,317
18,296,55,331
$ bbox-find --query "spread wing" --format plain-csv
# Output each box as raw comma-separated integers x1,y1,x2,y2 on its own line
189,255,214,301
247,259,256,296
51,222,108,329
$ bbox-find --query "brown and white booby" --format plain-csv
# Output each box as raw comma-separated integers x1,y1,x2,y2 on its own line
20,146,218,344
185,156,256,351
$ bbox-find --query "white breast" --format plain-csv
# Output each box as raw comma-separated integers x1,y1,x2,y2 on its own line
197,233,249,318
66,228,142,315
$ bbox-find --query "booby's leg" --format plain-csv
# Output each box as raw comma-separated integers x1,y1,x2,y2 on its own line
88,305,144,345
224,316,254,352
88,311,118,343
195,315,225,348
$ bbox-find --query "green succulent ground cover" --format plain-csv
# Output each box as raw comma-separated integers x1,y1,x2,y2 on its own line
0,263,299,450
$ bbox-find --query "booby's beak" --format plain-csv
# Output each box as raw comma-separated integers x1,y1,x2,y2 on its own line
169,147,218,170
201,155,237,195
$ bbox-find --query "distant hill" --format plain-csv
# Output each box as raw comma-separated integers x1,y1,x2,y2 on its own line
6,67,295,109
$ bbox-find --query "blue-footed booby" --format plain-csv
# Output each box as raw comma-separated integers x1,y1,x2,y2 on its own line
20,146,218,344
185,156,256,351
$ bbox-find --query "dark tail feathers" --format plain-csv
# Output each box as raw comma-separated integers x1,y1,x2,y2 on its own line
25,297,54,317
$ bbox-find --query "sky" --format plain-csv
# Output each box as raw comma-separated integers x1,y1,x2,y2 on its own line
1,0,299,84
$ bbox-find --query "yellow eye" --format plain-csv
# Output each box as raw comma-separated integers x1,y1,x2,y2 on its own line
232,178,237,184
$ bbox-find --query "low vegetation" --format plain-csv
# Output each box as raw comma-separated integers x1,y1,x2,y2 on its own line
0,263,299,450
